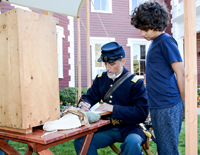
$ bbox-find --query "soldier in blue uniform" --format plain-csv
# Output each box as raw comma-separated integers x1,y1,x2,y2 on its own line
74,42,149,155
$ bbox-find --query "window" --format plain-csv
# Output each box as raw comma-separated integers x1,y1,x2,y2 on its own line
129,0,148,15
127,38,151,78
174,0,179,5
132,45,146,76
56,26,65,79
90,37,115,79
91,0,112,13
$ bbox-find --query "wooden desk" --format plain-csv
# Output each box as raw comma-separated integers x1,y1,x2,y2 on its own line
0,120,110,155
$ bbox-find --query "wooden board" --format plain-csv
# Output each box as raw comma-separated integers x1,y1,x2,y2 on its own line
0,8,22,129
184,0,198,154
0,8,60,131
0,126,32,134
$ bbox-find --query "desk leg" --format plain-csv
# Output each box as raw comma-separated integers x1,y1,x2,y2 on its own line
0,139,21,155
25,148,33,155
25,148,53,155
25,143,34,155
37,149,54,155
78,133,94,155
25,142,54,155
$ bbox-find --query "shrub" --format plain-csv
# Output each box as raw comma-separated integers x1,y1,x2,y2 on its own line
197,85,200,107
59,87,87,106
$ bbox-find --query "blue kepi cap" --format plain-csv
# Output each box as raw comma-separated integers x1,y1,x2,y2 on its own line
97,42,125,62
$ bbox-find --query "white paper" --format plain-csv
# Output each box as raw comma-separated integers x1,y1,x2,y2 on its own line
43,113,82,131
90,102,106,113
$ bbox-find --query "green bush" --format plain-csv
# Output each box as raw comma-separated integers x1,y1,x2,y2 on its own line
197,85,200,107
59,87,87,106
198,85,200,96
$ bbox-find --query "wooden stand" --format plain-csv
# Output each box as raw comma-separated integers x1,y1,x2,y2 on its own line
0,8,60,132
0,126,32,134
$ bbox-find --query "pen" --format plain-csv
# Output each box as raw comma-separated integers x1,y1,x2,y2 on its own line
79,97,86,111
80,105,85,111
80,97,86,103
79,97,91,111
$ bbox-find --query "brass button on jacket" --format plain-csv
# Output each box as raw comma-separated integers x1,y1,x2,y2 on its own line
109,100,112,103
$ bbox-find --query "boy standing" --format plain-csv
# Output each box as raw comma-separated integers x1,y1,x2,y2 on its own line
131,1,185,155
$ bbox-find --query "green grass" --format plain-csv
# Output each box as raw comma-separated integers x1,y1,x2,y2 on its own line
5,116,200,155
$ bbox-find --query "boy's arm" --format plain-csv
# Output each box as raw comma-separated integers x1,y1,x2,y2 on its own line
172,62,185,120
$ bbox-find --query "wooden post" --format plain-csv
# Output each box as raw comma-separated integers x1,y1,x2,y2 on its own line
77,18,81,99
184,0,198,155
85,0,91,88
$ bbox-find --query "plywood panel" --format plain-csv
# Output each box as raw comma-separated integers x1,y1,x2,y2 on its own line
0,9,22,129
0,8,60,130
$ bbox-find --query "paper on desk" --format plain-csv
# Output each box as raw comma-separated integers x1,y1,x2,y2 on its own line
43,113,82,131
90,102,106,113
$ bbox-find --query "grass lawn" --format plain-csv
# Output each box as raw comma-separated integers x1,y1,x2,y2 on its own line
5,115,200,155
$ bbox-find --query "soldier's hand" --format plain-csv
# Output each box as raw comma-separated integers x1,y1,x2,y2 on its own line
95,103,113,112
78,101,91,111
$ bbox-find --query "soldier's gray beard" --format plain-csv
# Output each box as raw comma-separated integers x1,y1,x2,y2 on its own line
107,65,123,79
107,73,116,79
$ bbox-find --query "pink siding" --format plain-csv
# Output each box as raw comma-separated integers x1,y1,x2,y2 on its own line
197,33,200,85
74,1,143,87
153,0,172,35
164,0,172,35
1,2,14,13
54,14,70,89
1,2,70,89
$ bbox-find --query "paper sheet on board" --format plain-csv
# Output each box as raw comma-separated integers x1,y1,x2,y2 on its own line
90,102,106,114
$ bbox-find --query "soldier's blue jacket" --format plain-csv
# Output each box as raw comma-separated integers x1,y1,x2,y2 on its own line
80,67,149,142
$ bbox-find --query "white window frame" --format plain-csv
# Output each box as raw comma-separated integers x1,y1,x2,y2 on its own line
56,25,65,79
173,0,179,6
11,4,32,11
90,37,115,79
127,38,151,79
91,0,112,14
129,0,148,15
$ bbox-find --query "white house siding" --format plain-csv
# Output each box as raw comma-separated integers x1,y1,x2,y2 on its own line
171,0,200,61
68,16,75,87
171,0,200,84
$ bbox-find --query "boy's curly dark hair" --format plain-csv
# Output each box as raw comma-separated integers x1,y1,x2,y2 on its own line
131,1,169,31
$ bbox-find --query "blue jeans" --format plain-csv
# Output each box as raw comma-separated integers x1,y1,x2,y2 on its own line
74,128,144,155
150,100,183,155
0,139,9,155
